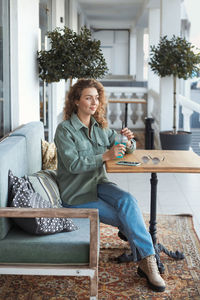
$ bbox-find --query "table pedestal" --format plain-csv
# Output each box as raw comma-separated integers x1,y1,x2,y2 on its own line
117,172,184,273
149,173,184,273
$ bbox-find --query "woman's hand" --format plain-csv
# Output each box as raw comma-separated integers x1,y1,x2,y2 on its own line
102,128,134,162
102,143,126,162
121,127,134,140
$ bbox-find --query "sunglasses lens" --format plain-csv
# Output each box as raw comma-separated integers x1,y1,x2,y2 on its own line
142,156,149,163
152,157,160,164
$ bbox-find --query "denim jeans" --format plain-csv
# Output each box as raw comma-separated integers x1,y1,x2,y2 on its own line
62,182,155,261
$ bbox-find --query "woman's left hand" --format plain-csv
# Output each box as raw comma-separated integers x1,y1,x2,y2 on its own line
121,127,134,141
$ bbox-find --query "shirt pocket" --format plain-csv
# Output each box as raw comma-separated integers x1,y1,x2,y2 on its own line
96,136,110,154
75,140,93,157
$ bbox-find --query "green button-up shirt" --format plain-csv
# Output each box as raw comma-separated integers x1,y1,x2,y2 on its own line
54,113,134,205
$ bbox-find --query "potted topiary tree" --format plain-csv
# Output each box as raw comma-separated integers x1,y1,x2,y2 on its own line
149,35,200,150
37,26,108,86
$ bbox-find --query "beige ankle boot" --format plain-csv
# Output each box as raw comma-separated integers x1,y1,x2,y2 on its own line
137,255,166,292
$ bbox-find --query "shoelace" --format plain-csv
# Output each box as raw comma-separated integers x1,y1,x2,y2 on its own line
147,256,160,274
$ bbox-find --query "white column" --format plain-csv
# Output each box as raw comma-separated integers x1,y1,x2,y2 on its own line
10,0,40,129
160,0,181,37
147,7,160,117
159,0,181,131
50,0,65,141
69,0,78,32
136,28,144,81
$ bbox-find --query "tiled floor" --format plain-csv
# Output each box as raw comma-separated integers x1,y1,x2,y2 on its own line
107,172,200,240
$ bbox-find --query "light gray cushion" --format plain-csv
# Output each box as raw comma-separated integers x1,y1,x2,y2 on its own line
8,170,78,235
0,136,27,240
10,122,44,175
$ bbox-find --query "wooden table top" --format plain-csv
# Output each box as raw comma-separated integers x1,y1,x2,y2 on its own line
105,150,200,173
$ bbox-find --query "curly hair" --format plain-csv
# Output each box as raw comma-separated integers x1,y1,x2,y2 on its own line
63,78,108,128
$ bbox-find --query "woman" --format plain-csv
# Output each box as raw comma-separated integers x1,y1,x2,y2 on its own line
54,78,165,292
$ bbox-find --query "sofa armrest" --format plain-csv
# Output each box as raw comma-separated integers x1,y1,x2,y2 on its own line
0,208,99,268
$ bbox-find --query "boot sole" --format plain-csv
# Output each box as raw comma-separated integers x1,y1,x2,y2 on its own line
137,267,166,292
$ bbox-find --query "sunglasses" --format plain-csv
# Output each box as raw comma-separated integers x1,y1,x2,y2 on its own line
142,155,165,165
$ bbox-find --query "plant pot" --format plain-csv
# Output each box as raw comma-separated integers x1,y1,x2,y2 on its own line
159,131,192,150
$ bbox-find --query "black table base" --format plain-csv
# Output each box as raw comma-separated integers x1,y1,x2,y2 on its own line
154,243,184,273
117,172,185,273
116,243,184,274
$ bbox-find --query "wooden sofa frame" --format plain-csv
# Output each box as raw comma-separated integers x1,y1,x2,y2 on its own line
0,207,99,300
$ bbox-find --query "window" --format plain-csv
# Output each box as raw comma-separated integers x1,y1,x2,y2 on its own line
0,0,10,138
39,0,52,140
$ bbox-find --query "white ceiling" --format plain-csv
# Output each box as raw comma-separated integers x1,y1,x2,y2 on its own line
78,0,149,29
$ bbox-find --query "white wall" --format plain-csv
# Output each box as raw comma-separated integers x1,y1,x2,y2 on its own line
136,28,144,81
114,31,129,75
93,30,129,75
129,28,136,78
10,0,40,129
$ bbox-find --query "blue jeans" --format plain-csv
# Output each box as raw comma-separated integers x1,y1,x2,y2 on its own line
63,182,155,261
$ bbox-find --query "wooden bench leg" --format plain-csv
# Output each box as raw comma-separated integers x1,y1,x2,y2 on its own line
90,269,98,300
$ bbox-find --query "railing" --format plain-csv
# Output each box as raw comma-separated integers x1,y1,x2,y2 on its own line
148,89,200,148
105,84,200,149
178,94,200,132
148,89,160,129
105,86,147,129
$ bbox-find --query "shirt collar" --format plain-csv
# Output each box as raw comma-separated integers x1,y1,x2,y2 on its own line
70,113,99,131
91,116,99,128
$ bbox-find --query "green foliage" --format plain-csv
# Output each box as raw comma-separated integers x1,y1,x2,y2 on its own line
149,35,200,134
37,26,108,83
149,35,200,79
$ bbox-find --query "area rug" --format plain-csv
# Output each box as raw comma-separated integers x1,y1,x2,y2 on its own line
0,214,200,299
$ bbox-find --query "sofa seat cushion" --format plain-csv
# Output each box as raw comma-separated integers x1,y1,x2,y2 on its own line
0,219,90,264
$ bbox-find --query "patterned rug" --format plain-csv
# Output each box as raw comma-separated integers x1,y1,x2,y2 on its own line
0,214,200,299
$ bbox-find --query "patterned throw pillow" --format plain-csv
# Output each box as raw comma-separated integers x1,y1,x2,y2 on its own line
42,139,57,170
8,170,78,235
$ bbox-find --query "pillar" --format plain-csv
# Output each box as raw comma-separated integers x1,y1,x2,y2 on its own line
50,0,65,141
159,0,181,131
147,7,160,117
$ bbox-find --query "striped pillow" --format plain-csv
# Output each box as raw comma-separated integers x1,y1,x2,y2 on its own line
27,170,62,208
